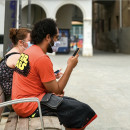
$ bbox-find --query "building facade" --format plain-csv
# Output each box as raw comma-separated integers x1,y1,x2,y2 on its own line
93,0,130,54
0,0,93,57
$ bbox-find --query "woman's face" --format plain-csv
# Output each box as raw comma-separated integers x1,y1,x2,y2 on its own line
23,33,31,48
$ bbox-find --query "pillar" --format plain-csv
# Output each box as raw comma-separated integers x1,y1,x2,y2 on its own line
82,19,93,56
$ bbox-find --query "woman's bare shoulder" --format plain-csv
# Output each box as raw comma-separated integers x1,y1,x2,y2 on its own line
6,53,21,69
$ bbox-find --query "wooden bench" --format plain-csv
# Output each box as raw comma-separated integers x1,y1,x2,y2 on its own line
0,86,62,130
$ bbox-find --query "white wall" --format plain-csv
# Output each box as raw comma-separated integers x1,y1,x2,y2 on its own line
22,0,87,20
0,0,93,56
0,1,5,57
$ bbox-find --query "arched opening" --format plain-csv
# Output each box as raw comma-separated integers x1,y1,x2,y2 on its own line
21,4,46,28
56,4,83,54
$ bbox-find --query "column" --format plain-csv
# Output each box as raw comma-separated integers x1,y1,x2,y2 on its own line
82,19,93,56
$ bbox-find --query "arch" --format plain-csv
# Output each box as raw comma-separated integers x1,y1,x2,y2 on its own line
54,1,86,20
55,2,84,54
22,1,48,18
22,4,46,28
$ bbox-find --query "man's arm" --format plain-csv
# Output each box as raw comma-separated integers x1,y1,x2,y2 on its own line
43,55,79,94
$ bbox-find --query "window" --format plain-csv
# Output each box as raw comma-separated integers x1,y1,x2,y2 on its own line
108,18,111,31
101,19,104,32
75,26,79,34
81,26,83,34
0,35,4,44
116,16,119,29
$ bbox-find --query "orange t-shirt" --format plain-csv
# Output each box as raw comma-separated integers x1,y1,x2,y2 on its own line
12,45,56,117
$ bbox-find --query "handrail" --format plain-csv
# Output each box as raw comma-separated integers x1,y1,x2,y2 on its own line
0,97,44,130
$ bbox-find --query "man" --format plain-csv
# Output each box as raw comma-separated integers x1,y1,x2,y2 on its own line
12,18,97,130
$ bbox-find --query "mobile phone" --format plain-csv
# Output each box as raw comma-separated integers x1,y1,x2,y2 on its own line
73,48,79,56
54,70,60,74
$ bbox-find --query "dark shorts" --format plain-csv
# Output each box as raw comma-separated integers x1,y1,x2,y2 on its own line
30,96,97,129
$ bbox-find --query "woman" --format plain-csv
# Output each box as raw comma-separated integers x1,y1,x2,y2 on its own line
0,28,31,101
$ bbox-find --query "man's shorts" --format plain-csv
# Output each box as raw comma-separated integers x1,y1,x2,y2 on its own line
30,96,97,129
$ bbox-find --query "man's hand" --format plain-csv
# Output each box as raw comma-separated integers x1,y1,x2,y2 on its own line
53,91,65,97
67,54,79,69
55,69,63,79
43,54,79,95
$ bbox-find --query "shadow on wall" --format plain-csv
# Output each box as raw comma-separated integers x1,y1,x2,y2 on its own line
95,31,119,53
119,27,130,54
95,28,130,54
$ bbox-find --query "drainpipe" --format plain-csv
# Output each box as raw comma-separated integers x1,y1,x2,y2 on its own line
116,0,122,53
119,0,122,29
16,0,19,29
19,0,22,27
16,0,22,28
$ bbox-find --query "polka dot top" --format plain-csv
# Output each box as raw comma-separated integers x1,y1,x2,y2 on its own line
0,52,20,97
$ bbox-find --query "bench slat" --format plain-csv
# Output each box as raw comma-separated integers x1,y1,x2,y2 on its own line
0,86,5,117
43,116,62,130
29,116,62,130
0,117,8,130
4,112,18,130
17,118,29,130
29,117,41,130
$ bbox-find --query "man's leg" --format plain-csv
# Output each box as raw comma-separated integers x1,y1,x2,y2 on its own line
57,96,97,129
65,128,71,130
65,128,85,130
35,96,97,129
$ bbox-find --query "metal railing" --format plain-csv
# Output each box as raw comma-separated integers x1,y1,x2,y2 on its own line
0,97,44,130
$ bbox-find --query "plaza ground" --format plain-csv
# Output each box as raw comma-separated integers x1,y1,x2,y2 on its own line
49,50,130,130
0,49,129,130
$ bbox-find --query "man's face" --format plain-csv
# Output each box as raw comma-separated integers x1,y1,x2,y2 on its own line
53,29,59,42
50,28,59,46
47,28,59,53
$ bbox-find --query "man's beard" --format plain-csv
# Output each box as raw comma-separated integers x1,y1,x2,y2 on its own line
47,43,53,53
47,39,54,53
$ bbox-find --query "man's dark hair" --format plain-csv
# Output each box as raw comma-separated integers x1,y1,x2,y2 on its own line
31,18,57,45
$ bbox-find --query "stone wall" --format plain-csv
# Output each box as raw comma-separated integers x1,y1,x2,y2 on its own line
93,1,130,54
119,27,130,54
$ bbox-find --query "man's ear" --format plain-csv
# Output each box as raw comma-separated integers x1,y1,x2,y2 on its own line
46,34,50,41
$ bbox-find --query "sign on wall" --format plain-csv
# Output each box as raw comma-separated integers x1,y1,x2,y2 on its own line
57,29,70,53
